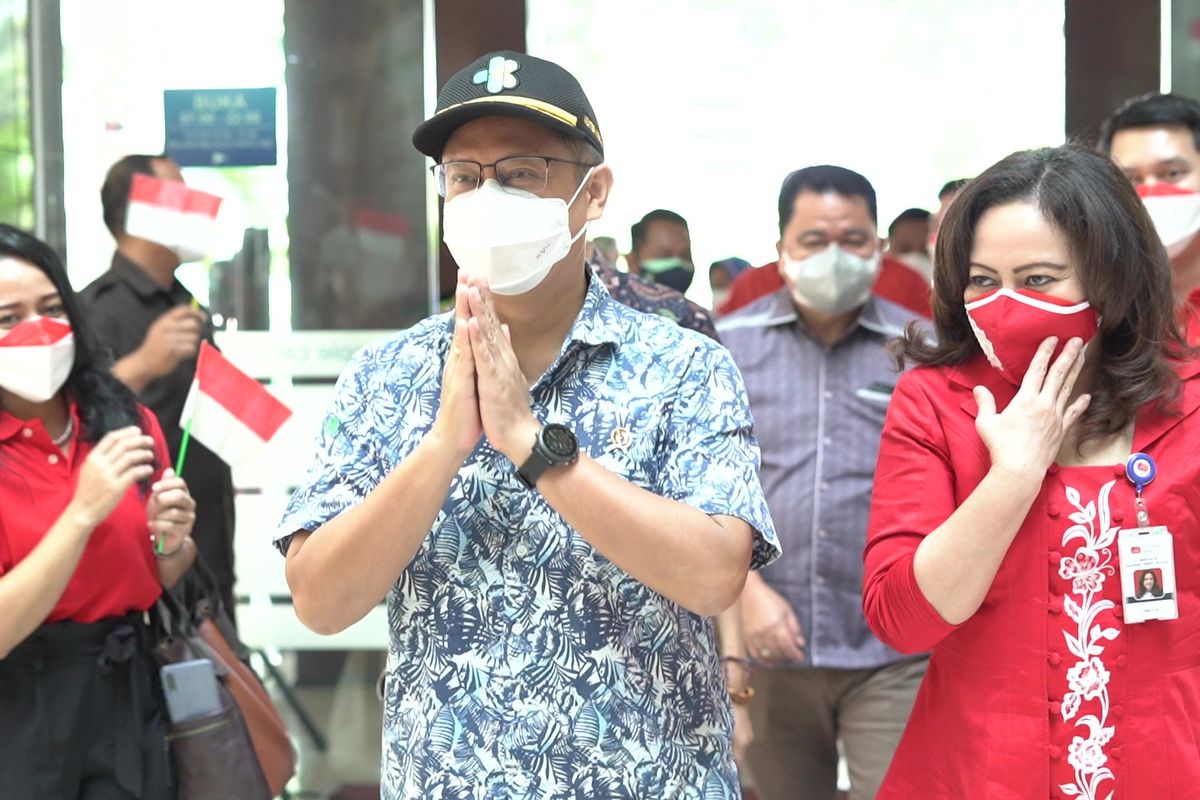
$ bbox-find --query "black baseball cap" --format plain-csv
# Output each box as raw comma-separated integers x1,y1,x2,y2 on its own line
412,51,604,161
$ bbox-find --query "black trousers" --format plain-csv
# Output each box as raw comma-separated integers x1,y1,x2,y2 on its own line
0,613,173,800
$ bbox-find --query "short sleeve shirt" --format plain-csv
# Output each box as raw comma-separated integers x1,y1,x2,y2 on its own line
278,272,780,799
718,289,921,669
0,403,168,622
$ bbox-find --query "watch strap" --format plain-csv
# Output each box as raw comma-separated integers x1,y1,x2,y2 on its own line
516,449,553,488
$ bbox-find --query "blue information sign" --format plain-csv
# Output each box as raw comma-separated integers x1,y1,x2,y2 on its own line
164,88,277,167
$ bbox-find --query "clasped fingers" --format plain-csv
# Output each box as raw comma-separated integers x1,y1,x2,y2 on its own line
151,486,196,516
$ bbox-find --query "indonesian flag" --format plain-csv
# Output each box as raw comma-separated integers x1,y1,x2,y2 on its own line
124,173,223,262
354,206,410,259
179,342,292,466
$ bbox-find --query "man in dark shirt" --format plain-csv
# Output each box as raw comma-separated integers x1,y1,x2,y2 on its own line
79,154,237,617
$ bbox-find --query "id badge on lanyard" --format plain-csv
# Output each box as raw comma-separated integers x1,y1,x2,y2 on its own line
1118,453,1179,624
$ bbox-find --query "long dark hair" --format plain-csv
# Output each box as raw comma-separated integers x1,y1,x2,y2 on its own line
895,144,1188,445
0,224,145,442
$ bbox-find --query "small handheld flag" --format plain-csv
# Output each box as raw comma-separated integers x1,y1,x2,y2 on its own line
177,342,292,473
172,299,204,479
124,174,223,262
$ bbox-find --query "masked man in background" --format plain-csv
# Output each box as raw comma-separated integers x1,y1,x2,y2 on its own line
717,165,928,800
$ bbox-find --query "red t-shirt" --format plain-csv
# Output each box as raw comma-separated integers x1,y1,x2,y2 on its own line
0,402,167,622
717,255,932,318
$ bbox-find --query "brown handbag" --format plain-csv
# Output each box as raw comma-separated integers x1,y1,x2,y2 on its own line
193,606,295,796
157,595,271,800
164,690,271,800
156,560,296,799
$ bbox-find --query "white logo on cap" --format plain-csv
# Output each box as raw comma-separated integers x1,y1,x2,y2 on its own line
473,56,520,94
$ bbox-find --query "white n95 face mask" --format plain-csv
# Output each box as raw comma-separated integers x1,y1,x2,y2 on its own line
1136,183,1200,258
894,250,934,279
782,244,882,315
0,316,75,402
442,169,593,296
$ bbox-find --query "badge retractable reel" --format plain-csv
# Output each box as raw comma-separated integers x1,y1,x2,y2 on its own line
1118,453,1178,623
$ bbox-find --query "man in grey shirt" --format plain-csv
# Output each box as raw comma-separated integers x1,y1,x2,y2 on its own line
718,165,928,800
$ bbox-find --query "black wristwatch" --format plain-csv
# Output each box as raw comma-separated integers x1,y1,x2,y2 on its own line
516,423,579,488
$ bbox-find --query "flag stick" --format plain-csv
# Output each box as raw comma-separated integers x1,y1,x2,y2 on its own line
175,417,193,476
180,297,202,476
162,418,194,555
165,306,200,555
177,301,202,474
179,299,201,475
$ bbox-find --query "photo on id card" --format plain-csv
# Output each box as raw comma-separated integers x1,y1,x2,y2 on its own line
1118,526,1179,623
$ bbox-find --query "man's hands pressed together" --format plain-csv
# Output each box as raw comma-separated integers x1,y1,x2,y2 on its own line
429,275,484,462
434,272,542,468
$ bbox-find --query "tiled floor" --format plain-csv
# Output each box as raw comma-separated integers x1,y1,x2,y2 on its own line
263,650,384,799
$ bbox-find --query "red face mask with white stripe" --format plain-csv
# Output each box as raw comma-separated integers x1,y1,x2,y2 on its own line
964,289,1099,386
0,316,75,402
1137,183,1200,258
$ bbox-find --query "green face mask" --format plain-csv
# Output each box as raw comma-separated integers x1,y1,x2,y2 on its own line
639,256,695,293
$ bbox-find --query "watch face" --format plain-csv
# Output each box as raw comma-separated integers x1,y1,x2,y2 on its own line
543,425,577,457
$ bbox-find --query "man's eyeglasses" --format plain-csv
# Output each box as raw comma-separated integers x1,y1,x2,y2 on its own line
431,156,594,199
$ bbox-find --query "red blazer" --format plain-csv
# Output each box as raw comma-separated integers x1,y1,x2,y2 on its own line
864,354,1200,799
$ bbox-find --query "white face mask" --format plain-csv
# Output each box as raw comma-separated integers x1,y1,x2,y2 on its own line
442,169,594,295
894,250,934,279
1138,188,1200,258
782,244,882,315
711,288,730,312
0,316,75,403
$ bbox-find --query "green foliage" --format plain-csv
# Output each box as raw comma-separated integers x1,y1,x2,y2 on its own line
0,2,32,229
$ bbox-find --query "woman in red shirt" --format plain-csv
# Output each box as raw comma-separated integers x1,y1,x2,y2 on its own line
864,144,1199,799
0,224,196,799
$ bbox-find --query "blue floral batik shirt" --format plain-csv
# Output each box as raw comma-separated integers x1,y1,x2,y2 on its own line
277,273,780,800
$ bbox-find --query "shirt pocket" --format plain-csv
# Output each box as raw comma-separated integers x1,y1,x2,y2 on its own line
854,381,895,408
